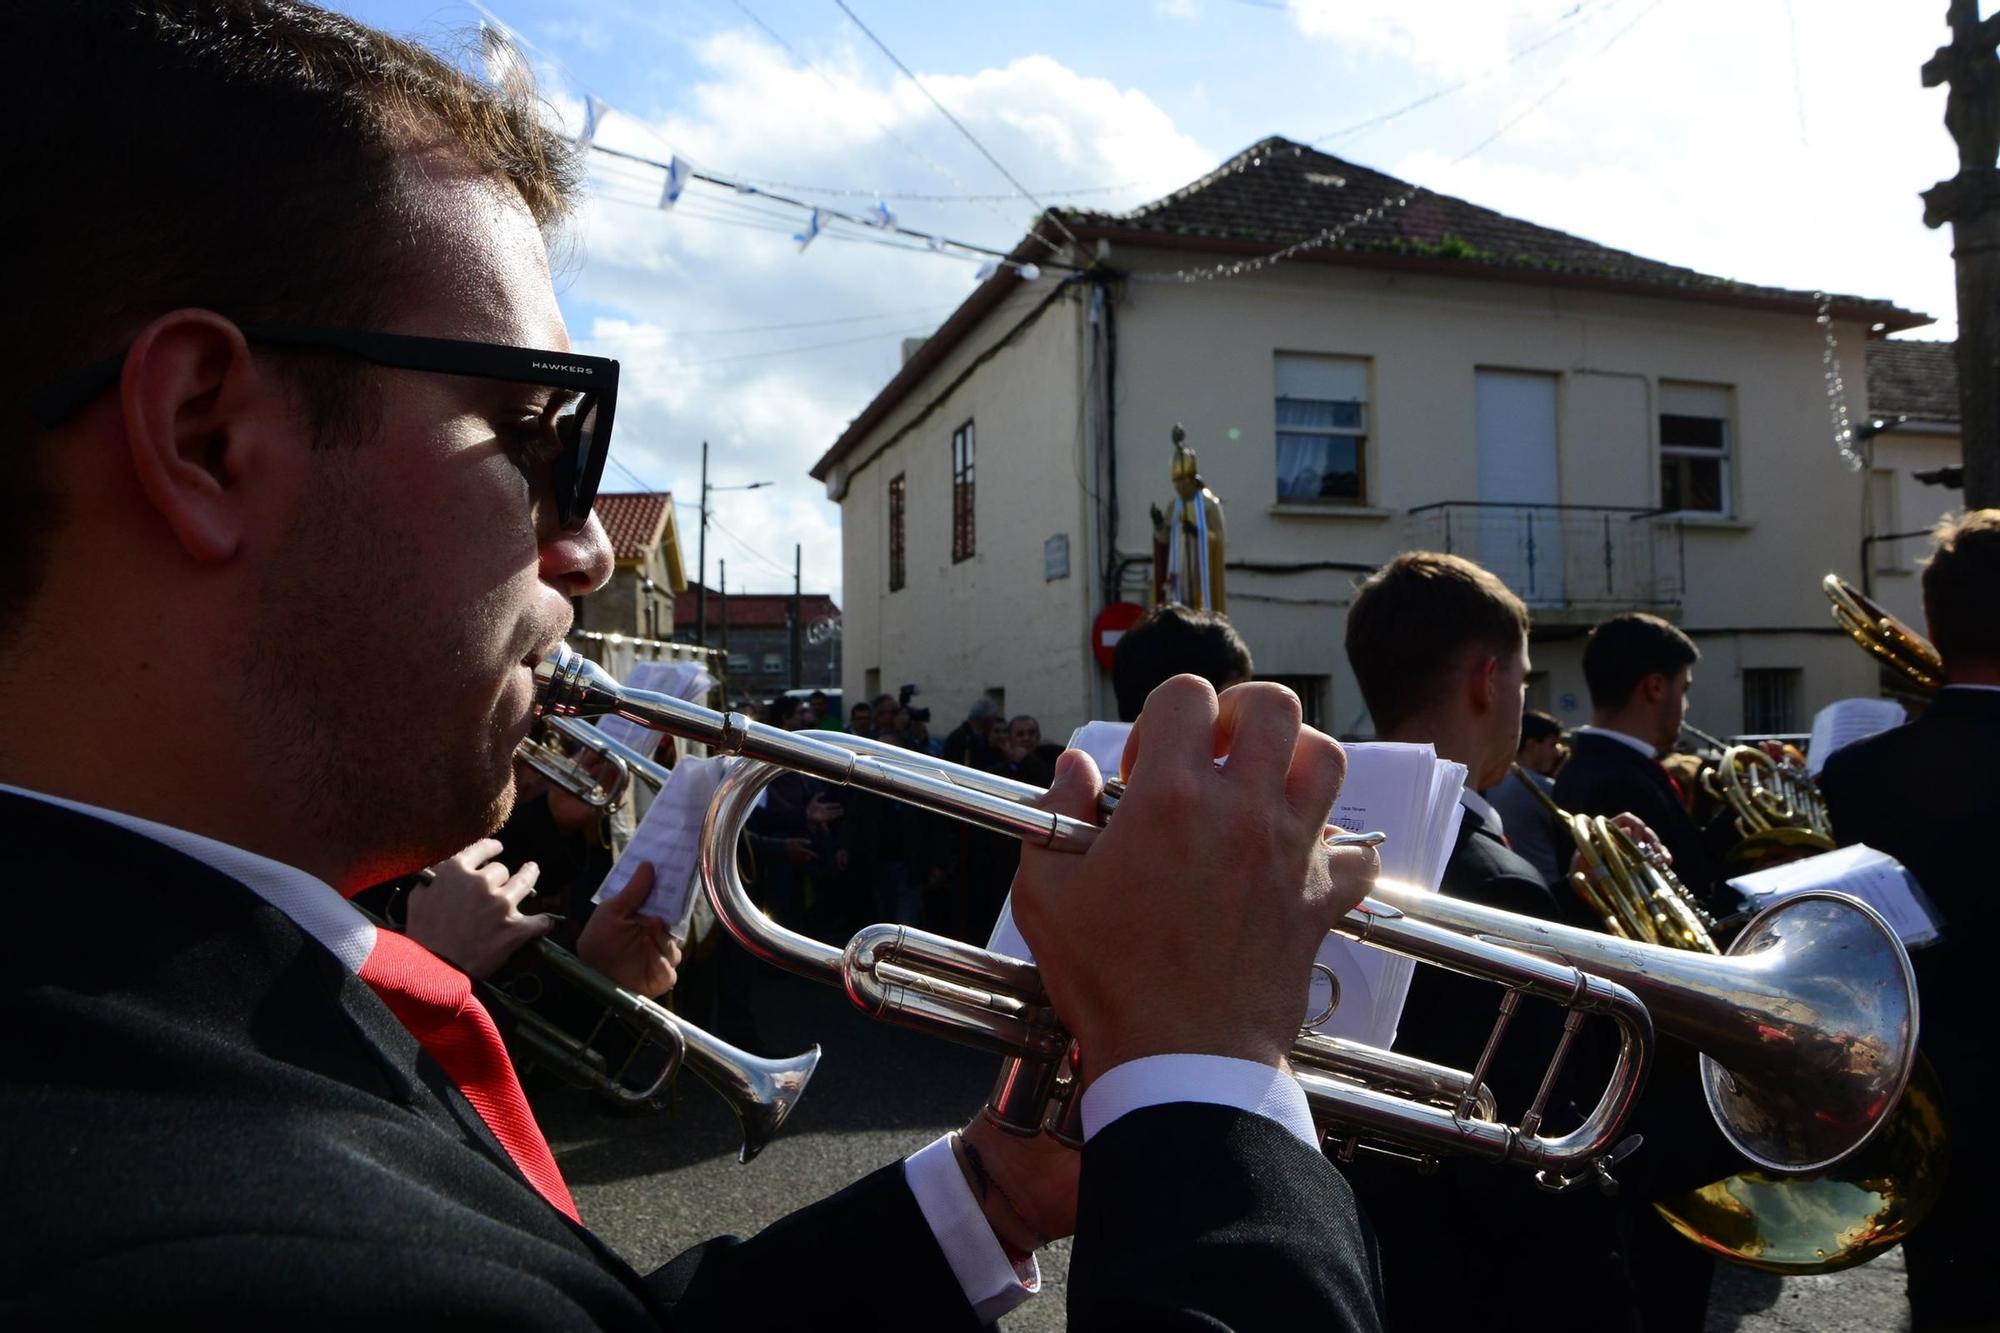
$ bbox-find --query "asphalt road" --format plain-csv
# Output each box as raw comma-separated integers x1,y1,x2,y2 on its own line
539,968,1913,1331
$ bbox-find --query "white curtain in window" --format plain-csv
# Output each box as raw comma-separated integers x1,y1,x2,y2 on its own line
1276,433,1324,496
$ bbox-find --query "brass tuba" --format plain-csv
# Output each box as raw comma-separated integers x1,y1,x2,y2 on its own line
1511,762,1941,1271
1823,573,1944,695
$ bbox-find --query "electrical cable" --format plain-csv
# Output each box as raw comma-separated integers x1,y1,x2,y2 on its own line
831,0,1083,255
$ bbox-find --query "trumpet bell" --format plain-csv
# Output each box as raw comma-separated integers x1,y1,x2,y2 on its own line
1658,1053,1948,1273
1698,892,1918,1175
712,1043,821,1164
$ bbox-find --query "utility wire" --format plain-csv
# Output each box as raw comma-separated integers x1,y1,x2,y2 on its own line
1311,0,1622,145
831,0,1083,254
726,0,992,206
724,176,1138,203
587,141,1066,267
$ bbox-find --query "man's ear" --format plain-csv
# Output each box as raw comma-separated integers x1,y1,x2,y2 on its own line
117,310,264,564
1637,671,1667,706
1466,652,1500,713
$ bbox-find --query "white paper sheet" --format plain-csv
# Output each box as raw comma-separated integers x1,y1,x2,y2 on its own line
988,723,1466,1051
593,752,734,934
1726,842,1941,947
591,660,715,761
1805,698,1906,774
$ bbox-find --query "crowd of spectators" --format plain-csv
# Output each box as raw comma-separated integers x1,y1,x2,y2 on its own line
729,688,1063,951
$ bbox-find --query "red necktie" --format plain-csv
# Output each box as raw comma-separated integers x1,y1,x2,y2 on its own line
358,928,580,1222
1656,761,1688,806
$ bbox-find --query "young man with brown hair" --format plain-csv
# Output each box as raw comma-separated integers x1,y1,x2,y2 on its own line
1818,509,2000,1331
2,4,1385,1327
1553,612,1728,912
1341,552,1642,1332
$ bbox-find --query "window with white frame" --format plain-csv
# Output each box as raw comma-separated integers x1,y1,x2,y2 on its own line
1659,382,1732,515
1275,354,1369,504
761,650,785,675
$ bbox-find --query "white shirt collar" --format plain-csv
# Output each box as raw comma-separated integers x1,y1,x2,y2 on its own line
0,784,375,973
1573,724,1658,759
1458,785,1504,838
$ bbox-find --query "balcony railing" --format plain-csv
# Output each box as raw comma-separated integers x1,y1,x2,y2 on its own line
1404,503,1684,616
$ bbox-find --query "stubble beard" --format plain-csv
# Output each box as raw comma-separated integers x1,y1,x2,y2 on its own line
245,457,515,889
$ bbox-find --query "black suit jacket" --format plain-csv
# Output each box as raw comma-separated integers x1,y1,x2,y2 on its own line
1341,816,1638,1333
1819,688,1999,1110
1,795,1384,1330
1553,732,1727,912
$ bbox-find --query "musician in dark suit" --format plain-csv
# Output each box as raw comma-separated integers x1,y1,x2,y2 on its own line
1553,613,1731,914
1340,553,1640,1332
1818,509,2000,1332
1,4,1386,1328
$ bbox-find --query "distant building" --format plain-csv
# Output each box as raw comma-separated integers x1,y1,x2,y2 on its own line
672,587,841,703
574,492,688,641
1861,340,1962,630
815,136,1935,741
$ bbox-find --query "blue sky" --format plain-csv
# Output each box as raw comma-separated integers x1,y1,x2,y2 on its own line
332,0,1974,604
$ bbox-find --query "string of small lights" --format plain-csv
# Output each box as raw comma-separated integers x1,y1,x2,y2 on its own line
1817,291,1861,470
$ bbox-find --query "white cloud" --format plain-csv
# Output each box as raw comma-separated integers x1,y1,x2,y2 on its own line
534,33,1213,606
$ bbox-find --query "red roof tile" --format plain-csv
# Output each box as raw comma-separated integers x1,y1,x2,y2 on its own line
595,492,671,564
673,588,839,629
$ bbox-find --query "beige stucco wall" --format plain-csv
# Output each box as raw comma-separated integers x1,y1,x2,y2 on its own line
1103,249,1891,736
832,281,1095,735
1862,424,1962,631
830,247,1925,743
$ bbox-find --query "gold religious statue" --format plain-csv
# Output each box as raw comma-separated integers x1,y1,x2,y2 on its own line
1150,424,1227,613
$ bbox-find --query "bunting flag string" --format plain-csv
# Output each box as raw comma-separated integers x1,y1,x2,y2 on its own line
474,13,1073,282
578,95,608,147
658,155,691,211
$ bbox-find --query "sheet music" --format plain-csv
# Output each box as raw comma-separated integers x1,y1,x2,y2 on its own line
593,752,734,934
591,660,715,760
1726,843,1941,948
1805,697,1906,775
989,724,1466,1051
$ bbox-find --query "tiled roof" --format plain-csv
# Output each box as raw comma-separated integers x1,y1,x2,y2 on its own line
812,137,1931,483
594,492,671,564
1866,340,1960,423
672,588,840,629
1060,137,1927,329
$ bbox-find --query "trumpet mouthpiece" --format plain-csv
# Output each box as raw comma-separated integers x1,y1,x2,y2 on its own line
533,643,618,717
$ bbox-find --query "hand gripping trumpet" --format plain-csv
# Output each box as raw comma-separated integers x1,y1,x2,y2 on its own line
535,646,1918,1190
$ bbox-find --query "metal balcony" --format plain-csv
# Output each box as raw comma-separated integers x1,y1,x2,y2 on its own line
1403,503,1685,621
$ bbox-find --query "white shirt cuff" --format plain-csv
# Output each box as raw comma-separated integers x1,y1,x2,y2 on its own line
1080,1053,1319,1150
902,1135,1040,1323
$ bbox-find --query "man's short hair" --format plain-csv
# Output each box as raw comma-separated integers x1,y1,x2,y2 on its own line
1922,509,2000,668
1112,605,1254,722
9,1,583,634
1345,553,1529,733
1581,613,1699,710
1519,709,1562,748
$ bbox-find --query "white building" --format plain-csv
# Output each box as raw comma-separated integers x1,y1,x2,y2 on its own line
1859,339,1964,636
813,137,1938,742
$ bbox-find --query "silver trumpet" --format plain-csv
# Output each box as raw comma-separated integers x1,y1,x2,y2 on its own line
499,715,821,1163
535,646,1918,1188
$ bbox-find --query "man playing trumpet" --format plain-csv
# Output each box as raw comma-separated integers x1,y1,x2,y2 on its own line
0,3,1384,1327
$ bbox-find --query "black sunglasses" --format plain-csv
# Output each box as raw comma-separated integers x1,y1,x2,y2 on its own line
29,325,619,533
